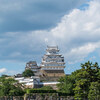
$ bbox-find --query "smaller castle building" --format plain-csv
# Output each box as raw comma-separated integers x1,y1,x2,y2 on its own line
25,61,40,75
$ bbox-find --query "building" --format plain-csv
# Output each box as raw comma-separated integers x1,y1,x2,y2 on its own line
15,76,40,88
14,45,65,89
15,76,59,89
14,73,22,78
25,61,40,76
40,46,65,77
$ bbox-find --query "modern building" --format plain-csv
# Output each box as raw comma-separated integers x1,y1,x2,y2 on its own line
25,61,40,75
40,46,65,77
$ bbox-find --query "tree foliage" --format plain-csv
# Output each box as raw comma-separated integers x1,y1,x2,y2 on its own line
22,69,34,77
40,86,53,90
57,75,75,95
74,61,100,100
0,77,24,96
57,61,100,99
88,82,100,100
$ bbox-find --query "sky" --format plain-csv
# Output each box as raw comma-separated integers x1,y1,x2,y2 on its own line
0,0,100,75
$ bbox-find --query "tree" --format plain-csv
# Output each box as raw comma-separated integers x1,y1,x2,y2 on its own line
73,79,89,100
1,74,9,77
97,68,100,83
88,82,100,100
0,77,24,96
73,61,100,99
22,69,34,77
57,74,75,95
57,61,100,99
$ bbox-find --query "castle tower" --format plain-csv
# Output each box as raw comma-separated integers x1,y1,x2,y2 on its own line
40,46,65,77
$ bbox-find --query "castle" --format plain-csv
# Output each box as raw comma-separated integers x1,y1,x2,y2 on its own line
15,46,65,89
25,46,65,78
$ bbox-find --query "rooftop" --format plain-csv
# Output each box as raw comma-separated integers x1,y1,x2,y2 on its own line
46,45,59,51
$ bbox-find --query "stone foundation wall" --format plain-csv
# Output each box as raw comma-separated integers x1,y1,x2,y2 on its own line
40,76,61,82
46,73,65,77
40,70,65,77
0,94,74,100
0,96,24,100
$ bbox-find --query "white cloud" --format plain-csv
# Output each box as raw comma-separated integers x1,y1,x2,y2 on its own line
0,0,88,33
66,42,100,64
1,0,100,64
0,68,7,73
46,0,100,63
50,1,100,41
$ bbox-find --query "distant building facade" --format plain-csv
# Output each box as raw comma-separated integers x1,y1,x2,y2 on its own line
40,46,65,77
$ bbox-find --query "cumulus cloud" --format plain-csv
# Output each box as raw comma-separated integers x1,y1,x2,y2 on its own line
0,68,7,73
46,0,100,62
66,42,100,64
0,0,88,33
35,0,100,63
0,0,100,65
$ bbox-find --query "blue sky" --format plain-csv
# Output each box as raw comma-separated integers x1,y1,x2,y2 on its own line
0,0,100,75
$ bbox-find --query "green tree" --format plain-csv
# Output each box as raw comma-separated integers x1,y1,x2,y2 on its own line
22,69,34,77
97,68,100,83
0,77,24,96
57,74,75,95
74,79,89,100
57,61,100,99
73,61,100,99
1,74,9,77
88,82,100,100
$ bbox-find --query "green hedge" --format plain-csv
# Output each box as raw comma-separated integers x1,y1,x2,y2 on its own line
58,92,73,96
26,89,72,96
26,89,57,94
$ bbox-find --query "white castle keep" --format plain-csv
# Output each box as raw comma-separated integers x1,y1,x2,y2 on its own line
40,46,65,77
